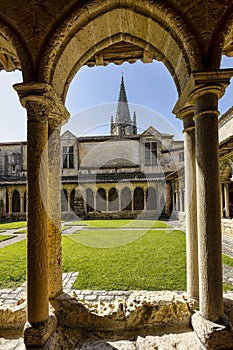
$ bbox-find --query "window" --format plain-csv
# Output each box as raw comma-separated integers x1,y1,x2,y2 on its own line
179,152,184,162
63,146,74,169
144,142,157,166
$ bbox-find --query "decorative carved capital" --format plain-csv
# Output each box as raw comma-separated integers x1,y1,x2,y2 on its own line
173,69,233,117
13,82,70,125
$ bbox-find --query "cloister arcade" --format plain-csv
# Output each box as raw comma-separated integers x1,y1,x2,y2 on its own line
0,0,233,348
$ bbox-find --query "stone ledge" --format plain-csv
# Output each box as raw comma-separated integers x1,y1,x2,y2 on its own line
192,312,233,350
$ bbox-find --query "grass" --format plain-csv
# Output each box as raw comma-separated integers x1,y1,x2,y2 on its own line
0,221,27,230
65,219,171,229
0,221,233,292
0,235,14,242
0,240,26,289
63,229,187,290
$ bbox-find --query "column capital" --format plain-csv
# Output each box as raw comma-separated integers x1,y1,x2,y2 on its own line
173,69,233,117
13,82,69,125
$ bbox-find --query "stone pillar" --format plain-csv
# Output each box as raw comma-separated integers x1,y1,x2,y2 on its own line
194,92,223,322
8,192,12,214
220,184,224,217
165,182,172,217
144,189,147,210
20,194,24,214
181,108,199,300
94,192,97,211
14,82,69,348
48,121,62,299
67,190,71,212
173,70,233,349
118,191,122,211
131,189,134,211
224,182,230,218
24,98,49,324
106,190,109,212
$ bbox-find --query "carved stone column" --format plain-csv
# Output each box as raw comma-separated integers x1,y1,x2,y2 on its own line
144,189,147,210
224,182,230,218
173,70,233,349
14,82,69,348
48,121,62,299
67,190,71,212
165,182,172,217
20,193,24,214
8,191,12,214
179,107,198,300
194,91,223,321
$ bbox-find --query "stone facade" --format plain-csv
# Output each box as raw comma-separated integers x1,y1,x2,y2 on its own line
0,79,185,222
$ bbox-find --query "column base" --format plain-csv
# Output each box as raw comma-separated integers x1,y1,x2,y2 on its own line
192,312,233,349
24,315,57,349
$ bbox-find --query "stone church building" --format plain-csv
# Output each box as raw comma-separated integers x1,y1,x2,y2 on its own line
0,77,185,221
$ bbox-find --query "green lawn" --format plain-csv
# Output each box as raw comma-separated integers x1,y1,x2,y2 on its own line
0,221,27,230
0,235,14,242
63,229,186,290
65,219,171,229
0,223,233,291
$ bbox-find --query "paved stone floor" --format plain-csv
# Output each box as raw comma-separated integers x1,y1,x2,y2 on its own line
0,220,233,349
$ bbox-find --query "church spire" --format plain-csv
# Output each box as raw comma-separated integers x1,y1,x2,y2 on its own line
111,76,137,136
115,75,131,125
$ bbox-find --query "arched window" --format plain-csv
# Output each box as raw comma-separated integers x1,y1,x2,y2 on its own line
24,192,27,213
12,190,20,213
96,188,106,212
70,189,75,212
121,187,132,211
86,188,94,213
133,187,144,211
146,187,157,210
108,188,119,212
61,189,68,212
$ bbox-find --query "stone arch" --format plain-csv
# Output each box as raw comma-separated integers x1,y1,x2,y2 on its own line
146,187,157,210
108,187,119,212
96,188,106,212
0,15,33,76
121,187,132,211
86,188,94,213
133,187,144,211
12,190,20,213
39,0,203,101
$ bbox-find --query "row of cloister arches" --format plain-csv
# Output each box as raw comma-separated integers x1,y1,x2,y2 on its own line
86,186,158,213
5,190,26,214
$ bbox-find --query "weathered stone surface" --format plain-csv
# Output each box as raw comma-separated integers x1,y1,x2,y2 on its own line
192,312,233,350
24,315,57,347
0,301,26,330
52,291,192,335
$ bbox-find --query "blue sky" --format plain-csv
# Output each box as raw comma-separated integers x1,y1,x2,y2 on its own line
0,56,232,142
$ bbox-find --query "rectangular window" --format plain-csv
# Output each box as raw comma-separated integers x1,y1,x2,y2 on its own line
179,152,184,162
63,146,74,169
144,142,157,166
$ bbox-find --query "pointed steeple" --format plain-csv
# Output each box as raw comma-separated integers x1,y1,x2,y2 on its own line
115,76,131,125
110,76,138,136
